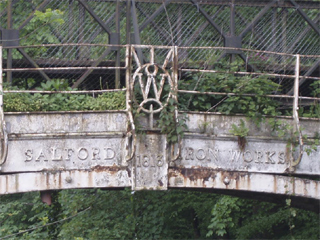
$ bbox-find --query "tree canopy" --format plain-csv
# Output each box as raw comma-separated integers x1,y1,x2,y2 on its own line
0,189,319,239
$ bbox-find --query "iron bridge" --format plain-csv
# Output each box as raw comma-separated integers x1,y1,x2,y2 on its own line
0,0,319,210
0,45,319,212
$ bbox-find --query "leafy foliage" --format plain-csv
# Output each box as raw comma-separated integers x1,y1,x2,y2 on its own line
0,2,319,239
1,190,319,239
300,80,320,118
229,119,249,151
34,8,65,25
0,192,51,239
230,119,249,138
179,67,282,124
4,80,126,112
1,75,319,240
157,98,188,144
207,195,320,240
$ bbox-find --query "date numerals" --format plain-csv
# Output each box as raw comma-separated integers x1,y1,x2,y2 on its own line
136,155,164,168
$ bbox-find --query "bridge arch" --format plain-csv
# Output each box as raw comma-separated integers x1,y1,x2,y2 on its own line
1,169,319,213
0,1,319,222
0,112,319,202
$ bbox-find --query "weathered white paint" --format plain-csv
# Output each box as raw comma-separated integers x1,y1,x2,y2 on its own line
0,112,319,198
168,169,320,199
0,168,131,194
0,170,318,200
132,134,168,190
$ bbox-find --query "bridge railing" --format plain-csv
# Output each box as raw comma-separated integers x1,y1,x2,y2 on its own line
126,45,320,118
1,44,319,116
177,47,320,113
0,44,319,194
2,44,318,161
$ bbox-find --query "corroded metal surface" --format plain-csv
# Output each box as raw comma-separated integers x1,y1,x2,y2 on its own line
168,168,319,199
0,167,131,194
0,112,319,199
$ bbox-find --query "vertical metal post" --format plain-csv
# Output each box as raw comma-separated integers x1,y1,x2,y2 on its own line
124,44,136,165
124,44,131,165
0,45,2,165
170,46,181,165
7,0,13,84
115,0,121,89
173,46,179,122
0,46,3,107
0,45,8,169
78,2,86,60
125,45,131,113
131,0,143,62
173,46,178,103
293,54,300,117
126,0,131,44
230,0,236,62
65,0,74,55
291,54,303,168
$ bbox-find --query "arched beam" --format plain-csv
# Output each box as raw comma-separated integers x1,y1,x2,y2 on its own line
168,168,320,200
0,168,131,195
1,168,319,203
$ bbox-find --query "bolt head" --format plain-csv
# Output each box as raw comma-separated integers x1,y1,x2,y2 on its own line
223,177,230,185
65,176,72,183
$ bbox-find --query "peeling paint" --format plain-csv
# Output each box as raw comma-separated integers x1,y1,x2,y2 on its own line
0,112,318,200
168,168,319,199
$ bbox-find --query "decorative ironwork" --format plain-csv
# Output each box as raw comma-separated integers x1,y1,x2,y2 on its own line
131,47,174,114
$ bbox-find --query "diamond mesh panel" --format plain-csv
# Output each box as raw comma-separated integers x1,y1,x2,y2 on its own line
0,0,319,112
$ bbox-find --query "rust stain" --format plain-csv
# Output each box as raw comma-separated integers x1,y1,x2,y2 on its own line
90,164,130,174
180,167,216,182
236,175,239,189
46,173,50,189
6,175,8,193
88,169,93,187
15,174,19,192
158,179,164,187
9,133,22,138
58,172,62,188
170,167,250,189
274,175,277,194
221,171,247,182
39,164,131,178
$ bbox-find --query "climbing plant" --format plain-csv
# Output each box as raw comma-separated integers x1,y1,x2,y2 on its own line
157,98,188,144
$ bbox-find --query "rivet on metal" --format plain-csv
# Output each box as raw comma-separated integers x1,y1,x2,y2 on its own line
223,177,230,185
65,176,72,183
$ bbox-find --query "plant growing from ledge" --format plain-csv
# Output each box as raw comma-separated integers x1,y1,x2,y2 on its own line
229,119,249,151
3,80,126,112
157,98,188,144
179,62,282,125
304,132,320,156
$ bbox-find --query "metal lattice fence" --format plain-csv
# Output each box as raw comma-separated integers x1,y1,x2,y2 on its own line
1,45,319,115
0,0,319,115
